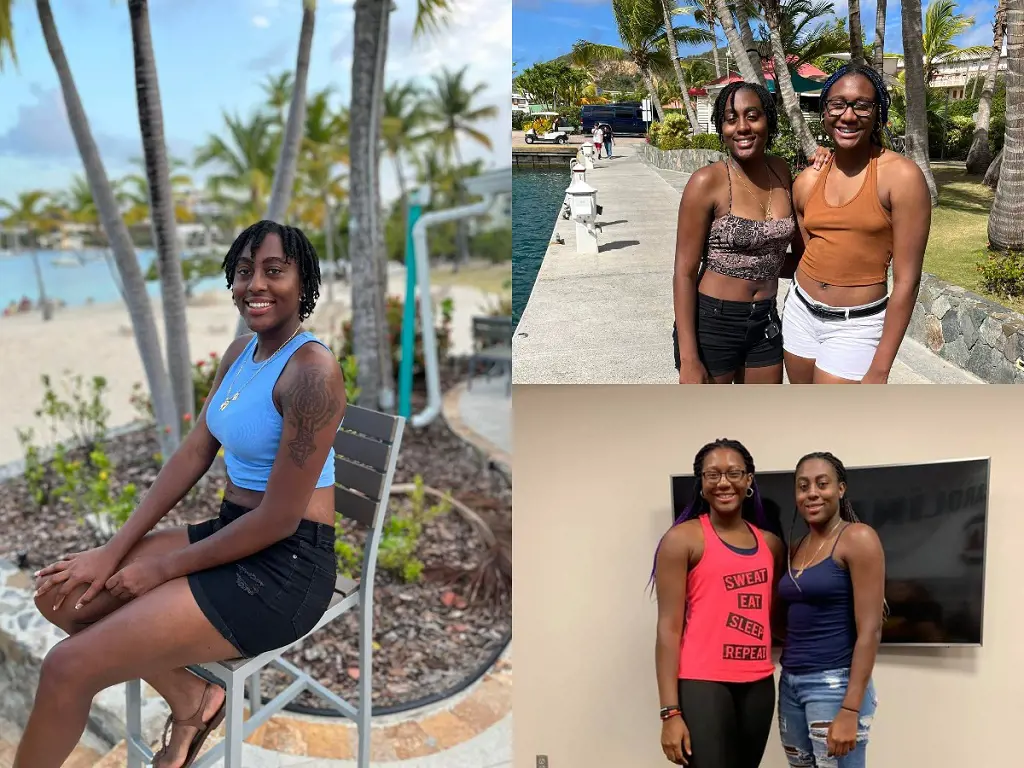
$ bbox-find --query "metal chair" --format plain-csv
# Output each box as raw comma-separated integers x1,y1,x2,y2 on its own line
468,316,513,397
126,404,406,767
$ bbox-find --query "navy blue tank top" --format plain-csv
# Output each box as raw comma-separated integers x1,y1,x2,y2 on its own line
778,526,856,674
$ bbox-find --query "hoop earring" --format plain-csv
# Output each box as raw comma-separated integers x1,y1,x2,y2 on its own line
746,487,754,498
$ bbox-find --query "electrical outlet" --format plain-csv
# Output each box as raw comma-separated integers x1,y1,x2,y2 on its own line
537,756,549,768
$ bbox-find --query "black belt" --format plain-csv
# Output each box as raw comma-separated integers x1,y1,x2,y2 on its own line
793,284,887,320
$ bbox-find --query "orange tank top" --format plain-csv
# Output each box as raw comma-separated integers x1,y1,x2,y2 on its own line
798,153,893,287
678,515,775,683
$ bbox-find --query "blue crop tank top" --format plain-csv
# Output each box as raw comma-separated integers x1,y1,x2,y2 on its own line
206,331,336,491
778,525,857,674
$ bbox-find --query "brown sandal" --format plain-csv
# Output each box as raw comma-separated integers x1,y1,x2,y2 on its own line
152,681,227,768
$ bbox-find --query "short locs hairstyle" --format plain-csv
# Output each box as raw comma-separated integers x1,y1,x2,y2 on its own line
222,220,322,321
712,81,779,150
819,64,890,147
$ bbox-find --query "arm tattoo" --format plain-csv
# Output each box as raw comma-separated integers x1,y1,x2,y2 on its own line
284,367,340,468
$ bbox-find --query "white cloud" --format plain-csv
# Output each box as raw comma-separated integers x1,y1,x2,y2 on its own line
252,15,270,28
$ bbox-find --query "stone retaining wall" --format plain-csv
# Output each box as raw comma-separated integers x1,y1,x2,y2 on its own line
908,273,1024,384
635,142,725,173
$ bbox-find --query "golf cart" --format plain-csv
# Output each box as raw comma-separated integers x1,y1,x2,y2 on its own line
524,111,575,144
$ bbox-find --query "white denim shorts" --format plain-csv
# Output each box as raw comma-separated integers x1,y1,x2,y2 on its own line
782,280,887,382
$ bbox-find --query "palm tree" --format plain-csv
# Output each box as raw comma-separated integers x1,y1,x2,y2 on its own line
901,0,939,204
966,0,1006,175
712,0,764,84
989,0,1022,253
733,1,766,84
0,191,54,320
922,0,989,80
348,0,452,412
128,0,192,427
195,111,280,216
847,0,865,66
692,0,723,77
659,0,703,132
266,0,316,225
262,71,295,126
754,0,850,72
33,0,179,454
760,0,818,156
872,0,887,73
383,81,430,211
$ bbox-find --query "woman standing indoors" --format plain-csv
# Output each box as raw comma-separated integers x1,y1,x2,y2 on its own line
784,64,932,384
672,82,829,385
777,452,886,767
653,439,785,767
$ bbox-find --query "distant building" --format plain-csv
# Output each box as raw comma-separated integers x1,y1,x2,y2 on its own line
512,91,531,114
896,50,1008,100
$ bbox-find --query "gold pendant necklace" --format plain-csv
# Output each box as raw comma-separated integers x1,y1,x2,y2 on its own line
793,518,843,579
220,325,303,411
731,158,773,221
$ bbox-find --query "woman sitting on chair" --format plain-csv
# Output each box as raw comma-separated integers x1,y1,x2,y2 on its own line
20,221,346,768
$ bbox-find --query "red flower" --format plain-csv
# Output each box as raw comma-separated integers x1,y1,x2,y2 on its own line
197,360,205,368
163,425,172,434
183,413,192,422
209,351,217,359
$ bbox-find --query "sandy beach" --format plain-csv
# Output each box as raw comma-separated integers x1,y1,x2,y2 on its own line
0,268,499,465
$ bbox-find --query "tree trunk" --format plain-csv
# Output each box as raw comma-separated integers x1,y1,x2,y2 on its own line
128,0,193,427
641,68,666,122
235,1,315,338
872,0,886,73
660,0,700,134
372,0,396,411
984,148,1003,188
267,4,315,222
30,250,53,321
900,0,939,205
35,0,178,455
764,5,818,157
966,0,1006,175
848,0,866,67
713,0,763,84
349,0,387,408
710,26,722,78
989,2,1023,252
734,4,766,87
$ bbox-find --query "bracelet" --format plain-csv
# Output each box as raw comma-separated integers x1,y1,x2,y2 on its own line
840,705,859,714
660,706,682,721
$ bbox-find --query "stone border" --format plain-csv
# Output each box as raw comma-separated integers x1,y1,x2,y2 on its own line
635,142,724,173
909,273,1024,384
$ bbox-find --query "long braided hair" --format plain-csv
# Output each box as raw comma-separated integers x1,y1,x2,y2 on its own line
789,451,889,618
222,220,322,321
712,81,780,150
649,439,776,591
819,64,891,148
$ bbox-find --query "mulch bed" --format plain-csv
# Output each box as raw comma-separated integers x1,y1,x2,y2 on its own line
0,380,511,710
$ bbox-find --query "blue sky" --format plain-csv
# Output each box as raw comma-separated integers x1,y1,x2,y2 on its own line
512,0,999,69
0,0,512,204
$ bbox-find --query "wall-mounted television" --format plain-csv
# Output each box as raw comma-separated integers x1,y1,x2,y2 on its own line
670,458,990,646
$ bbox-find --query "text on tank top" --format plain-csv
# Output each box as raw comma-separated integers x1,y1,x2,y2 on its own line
678,514,775,683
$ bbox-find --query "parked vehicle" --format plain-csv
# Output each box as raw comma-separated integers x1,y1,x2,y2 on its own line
532,111,578,134
581,102,647,136
524,126,569,144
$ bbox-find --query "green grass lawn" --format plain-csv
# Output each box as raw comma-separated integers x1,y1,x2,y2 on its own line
923,162,1024,315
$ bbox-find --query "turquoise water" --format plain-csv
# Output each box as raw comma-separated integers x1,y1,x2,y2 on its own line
0,249,225,309
512,167,569,328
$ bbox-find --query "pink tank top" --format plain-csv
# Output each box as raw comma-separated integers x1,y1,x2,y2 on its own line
678,515,775,683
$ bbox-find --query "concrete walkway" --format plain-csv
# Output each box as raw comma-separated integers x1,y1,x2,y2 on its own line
513,146,982,385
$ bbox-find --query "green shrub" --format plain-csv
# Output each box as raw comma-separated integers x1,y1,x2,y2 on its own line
689,133,723,151
771,126,801,174
512,112,527,131
647,121,662,146
659,134,691,150
657,112,690,146
978,250,1024,299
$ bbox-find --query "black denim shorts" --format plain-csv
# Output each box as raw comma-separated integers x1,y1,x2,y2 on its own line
673,293,783,377
186,500,337,658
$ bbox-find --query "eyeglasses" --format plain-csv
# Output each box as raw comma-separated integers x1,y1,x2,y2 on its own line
824,98,876,117
702,469,748,483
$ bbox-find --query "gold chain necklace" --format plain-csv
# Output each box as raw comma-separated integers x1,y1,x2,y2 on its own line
730,158,773,221
793,518,844,579
220,325,303,411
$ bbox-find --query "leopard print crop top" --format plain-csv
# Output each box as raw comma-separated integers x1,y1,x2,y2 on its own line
704,162,795,282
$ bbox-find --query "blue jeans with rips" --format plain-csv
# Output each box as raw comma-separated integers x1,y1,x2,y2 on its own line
777,667,877,768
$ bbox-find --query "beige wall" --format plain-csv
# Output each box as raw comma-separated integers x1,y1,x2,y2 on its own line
513,385,1024,768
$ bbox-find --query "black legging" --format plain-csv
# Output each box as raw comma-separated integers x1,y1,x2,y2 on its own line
677,676,776,768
